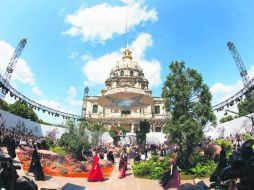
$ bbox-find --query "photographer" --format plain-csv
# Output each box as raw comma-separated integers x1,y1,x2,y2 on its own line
0,155,18,190
210,139,254,190
0,154,38,190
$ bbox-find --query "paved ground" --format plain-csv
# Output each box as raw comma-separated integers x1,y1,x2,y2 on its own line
16,158,167,190
2,148,211,190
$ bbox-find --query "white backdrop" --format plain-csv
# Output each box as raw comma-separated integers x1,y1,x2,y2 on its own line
0,109,66,138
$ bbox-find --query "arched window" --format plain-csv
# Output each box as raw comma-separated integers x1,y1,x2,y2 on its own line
130,71,133,76
120,70,124,76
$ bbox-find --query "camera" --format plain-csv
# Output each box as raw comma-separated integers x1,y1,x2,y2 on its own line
0,155,37,190
0,155,20,190
210,139,254,190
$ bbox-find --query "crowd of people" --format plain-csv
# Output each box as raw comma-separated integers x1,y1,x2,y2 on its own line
1,120,254,190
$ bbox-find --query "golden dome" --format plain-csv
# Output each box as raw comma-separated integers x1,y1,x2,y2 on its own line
112,48,142,72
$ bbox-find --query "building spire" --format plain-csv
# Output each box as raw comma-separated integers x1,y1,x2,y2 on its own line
125,0,128,48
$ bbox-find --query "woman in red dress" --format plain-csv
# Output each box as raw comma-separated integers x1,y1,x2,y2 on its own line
87,151,104,182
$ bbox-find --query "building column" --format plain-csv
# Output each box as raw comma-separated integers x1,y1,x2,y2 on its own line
131,123,134,133
150,124,153,133
108,124,111,131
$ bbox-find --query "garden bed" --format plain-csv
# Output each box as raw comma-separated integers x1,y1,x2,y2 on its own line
17,150,114,178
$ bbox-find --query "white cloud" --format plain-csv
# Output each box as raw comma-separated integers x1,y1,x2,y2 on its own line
32,86,43,96
67,97,83,107
69,52,79,59
210,79,244,105
248,65,254,78
211,64,254,105
37,99,71,113
0,40,35,85
67,85,83,107
82,32,161,88
139,59,161,88
83,52,119,85
130,33,152,59
63,0,157,43
68,86,77,96
82,54,92,62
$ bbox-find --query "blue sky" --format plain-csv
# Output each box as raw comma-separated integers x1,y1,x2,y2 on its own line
1,0,254,123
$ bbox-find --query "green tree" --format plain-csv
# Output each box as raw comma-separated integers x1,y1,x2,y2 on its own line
0,99,11,112
87,123,105,146
238,92,254,116
162,61,216,168
58,120,88,160
136,120,150,151
108,128,120,146
9,100,38,122
108,125,128,146
219,115,234,123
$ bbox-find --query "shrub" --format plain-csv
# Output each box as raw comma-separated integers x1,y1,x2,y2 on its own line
187,151,216,177
215,138,233,158
51,164,57,169
189,160,216,177
72,168,82,173
49,146,66,155
60,168,67,174
219,115,234,123
242,133,254,141
215,138,232,148
132,156,170,179
21,155,29,161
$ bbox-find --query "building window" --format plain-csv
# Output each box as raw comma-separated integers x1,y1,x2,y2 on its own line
120,70,124,76
155,127,161,132
155,106,160,114
130,71,133,76
122,110,131,115
92,105,98,113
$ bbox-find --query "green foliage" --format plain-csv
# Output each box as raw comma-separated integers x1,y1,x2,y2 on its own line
162,61,216,167
242,133,254,141
50,146,66,155
58,120,89,160
117,125,128,137
60,168,67,174
238,92,254,116
0,99,11,112
219,115,234,123
136,120,150,149
189,160,216,177
178,151,217,177
108,125,128,146
108,128,120,146
87,123,105,146
1,100,50,124
9,100,38,122
37,119,52,125
132,156,170,179
215,138,232,149
215,138,233,158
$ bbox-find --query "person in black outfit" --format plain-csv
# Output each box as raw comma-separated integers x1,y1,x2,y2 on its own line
7,135,16,159
107,151,115,163
28,145,45,181
134,151,141,162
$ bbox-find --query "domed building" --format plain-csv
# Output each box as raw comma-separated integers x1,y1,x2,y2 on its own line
82,48,166,132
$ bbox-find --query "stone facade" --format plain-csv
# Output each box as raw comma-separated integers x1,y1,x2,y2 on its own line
83,48,166,132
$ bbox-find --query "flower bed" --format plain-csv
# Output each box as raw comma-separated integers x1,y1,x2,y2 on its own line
17,151,114,178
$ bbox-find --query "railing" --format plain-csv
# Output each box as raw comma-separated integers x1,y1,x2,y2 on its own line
0,73,81,120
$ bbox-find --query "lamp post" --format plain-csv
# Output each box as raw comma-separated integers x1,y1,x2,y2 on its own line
224,109,254,132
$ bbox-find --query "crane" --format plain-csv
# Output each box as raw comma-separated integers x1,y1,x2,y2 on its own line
0,38,27,99
227,41,250,87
